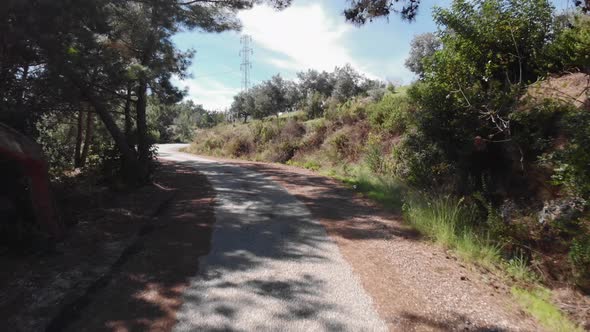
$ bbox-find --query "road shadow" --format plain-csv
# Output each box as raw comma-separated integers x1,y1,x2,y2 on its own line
57,162,216,332
170,158,385,331
229,161,421,242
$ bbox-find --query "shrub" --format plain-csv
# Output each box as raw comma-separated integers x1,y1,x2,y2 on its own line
203,136,224,152
250,120,280,144
340,100,366,125
265,141,298,163
546,14,590,73
403,195,501,267
364,132,390,174
569,235,590,292
510,100,565,158
303,92,325,119
301,119,327,150
279,119,306,141
367,93,412,134
225,135,254,157
303,160,321,171
330,131,350,160
367,87,387,103
544,110,590,199
324,99,366,125
392,132,454,189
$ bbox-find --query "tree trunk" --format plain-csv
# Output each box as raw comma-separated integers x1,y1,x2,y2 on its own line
82,89,142,183
74,110,84,167
135,79,149,180
79,111,93,168
124,83,133,145
135,18,156,182
17,65,31,135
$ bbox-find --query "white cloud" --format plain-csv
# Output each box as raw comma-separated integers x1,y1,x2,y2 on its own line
238,3,376,77
173,77,239,111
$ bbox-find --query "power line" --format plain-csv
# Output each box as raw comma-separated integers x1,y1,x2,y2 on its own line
239,35,253,93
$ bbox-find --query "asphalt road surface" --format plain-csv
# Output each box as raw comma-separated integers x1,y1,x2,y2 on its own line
158,144,387,332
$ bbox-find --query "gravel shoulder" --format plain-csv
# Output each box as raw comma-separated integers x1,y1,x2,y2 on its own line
188,151,542,331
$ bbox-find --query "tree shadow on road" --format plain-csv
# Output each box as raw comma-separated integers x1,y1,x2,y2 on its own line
232,161,421,242
55,162,216,332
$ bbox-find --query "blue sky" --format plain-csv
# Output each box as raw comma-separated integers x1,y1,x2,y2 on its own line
172,0,573,111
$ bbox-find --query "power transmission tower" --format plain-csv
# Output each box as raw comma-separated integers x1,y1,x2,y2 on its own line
239,35,253,93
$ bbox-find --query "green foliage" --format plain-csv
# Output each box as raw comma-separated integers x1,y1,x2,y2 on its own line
367,93,411,134
225,135,254,158
303,92,326,119
506,252,539,283
399,0,561,194
364,133,386,174
203,136,224,152
343,170,405,212
542,110,590,199
510,100,565,157
403,195,501,267
433,0,555,84
546,14,590,73
328,131,351,160
147,99,217,143
331,64,364,103
250,120,279,144
392,132,453,189
36,113,77,176
303,160,321,171
405,33,441,77
325,99,366,125
512,287,583,332
265,141,298,163
569,235,590,291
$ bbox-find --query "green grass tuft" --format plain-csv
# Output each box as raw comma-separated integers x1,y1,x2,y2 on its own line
403,196,501,267
505,253,539,283
512,287,582,332
339,168,405,212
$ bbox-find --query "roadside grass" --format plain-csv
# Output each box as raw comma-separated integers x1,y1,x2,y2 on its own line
512,287,583,332
330,167,405,213
402,195,501,269
505,253,539,284
330,170,580,331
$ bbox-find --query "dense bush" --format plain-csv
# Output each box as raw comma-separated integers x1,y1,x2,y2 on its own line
265,141,298,163
510,100,565,158
392,131,453,189
301,119,328,150
569,235,590,291
364,133,386,174
250,120,280,144
367,93,411,134
303,92,326,119
225,135,254,157
546,14,590,73
541,109,590,199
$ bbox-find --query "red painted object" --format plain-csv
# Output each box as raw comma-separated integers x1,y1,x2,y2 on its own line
0,123,63,241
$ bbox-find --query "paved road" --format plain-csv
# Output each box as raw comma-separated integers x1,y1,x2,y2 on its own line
158,144,387,332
